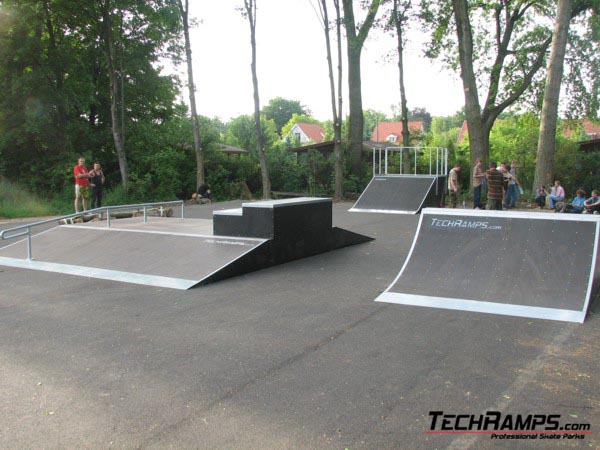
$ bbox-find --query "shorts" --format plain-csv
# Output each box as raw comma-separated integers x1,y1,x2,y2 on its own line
75,184,90,199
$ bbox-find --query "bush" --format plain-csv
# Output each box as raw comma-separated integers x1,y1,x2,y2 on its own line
0,179,61,218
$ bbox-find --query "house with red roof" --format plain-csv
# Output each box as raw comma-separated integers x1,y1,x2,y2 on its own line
370,121,424,143
288,122,325,144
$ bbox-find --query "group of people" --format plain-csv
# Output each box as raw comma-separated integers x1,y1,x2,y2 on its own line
73,156,212,212
447,158,600,214
447,159,521,210
535,183,600,214
73,157,105,213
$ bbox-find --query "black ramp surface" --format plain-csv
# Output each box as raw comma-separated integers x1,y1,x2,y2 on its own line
376,209,600,322
350,175,437,214
0,225,266,289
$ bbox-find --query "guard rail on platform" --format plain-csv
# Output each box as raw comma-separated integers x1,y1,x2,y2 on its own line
0,200,184,260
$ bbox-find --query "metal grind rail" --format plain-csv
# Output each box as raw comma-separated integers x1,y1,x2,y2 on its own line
0,201,184,260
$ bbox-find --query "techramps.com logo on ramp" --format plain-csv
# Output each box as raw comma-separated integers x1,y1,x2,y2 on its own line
429,218,502,230
425,411,591,441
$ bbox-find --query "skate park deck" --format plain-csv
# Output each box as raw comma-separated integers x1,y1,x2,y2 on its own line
1,201,599,448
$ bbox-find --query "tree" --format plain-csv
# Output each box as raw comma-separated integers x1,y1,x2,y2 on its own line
363,109,387,141
175,0,204,190
409,107,432,132
386,0,412,169
562,1,600,118
0,0,182,194
241,0,270,199
424,0,555,166
319,0,344,199
533,0,574,191
341,0,382,173
262,97,308,135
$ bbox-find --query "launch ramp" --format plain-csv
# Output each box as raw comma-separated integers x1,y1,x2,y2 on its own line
376,209,600,323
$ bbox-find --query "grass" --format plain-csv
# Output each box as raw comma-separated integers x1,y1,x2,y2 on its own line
0,179,63,219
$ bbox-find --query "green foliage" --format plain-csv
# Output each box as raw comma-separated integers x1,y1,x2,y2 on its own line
261,97,309,135
363,109,388,141
0,179,60,218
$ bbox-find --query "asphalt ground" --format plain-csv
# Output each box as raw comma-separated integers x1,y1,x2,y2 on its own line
1,201,599,449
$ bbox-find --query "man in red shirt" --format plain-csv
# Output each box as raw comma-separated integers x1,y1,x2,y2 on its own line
73,157,91,212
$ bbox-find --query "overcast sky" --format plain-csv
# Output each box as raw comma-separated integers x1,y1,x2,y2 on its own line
172,0,465,122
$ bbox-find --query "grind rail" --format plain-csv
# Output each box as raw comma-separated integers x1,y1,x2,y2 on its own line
0,201,184,260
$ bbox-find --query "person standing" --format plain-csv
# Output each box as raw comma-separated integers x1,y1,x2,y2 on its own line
448,163,461,208
504,160,520,209
472,159,485,209
485,162,504,210
547,180,565,210
73,156,91,213
89,162,105,209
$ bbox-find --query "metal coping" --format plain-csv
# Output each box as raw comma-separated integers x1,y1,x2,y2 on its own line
60,223,267,242
376,209,600,323
242,197,331,208
0,256,197,290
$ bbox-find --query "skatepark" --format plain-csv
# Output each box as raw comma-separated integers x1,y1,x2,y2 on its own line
1,194,599,448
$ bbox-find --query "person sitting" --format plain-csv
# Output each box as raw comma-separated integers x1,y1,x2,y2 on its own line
534,185,547,208
584,190,600,214
192,183,212,204
558,189,586,213
547,180,565,210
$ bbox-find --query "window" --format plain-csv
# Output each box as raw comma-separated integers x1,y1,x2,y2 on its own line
387,134,397,143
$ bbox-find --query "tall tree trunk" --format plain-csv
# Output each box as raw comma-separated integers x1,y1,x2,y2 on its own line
244,0,270,199
334,0,344,200
101,0,128,187
533,0,572,191
392,0,411,173
452,0,486,166
342,0,381,175
320,0,344,201
177,0,204,188
42,0,67,155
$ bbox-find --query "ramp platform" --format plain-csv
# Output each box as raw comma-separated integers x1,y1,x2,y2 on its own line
349,175,445,214
0,198,372,289
376,208,600,322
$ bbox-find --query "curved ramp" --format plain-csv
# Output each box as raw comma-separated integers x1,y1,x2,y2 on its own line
349,175,445,214
376,209,600,323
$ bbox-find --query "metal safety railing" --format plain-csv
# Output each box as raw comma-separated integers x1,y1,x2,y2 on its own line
372,146,448,177
0,200,184,261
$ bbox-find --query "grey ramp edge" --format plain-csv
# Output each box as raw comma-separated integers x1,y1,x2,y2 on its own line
350,175,438,214
376,208,600,323
0,226,268,290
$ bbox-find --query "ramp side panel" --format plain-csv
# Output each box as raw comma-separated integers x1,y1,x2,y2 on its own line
0,226,267,283
379,211,598,322
350,176,437,214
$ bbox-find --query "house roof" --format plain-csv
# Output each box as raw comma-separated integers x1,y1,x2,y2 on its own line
295,123,325,143
217,144,248,155
370,121,424,142
564,118,600,139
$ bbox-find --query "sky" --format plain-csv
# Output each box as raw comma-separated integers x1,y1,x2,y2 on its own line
171,0,465,123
